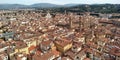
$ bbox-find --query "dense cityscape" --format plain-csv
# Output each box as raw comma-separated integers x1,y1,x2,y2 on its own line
0,1,120,60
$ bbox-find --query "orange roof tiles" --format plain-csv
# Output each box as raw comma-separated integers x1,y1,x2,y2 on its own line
55,38,72,47
84,58,91,60
41,40,52,46
28,45,36,52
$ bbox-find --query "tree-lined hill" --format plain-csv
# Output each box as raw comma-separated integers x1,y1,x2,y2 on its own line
48,4,120,13
0,3,120,13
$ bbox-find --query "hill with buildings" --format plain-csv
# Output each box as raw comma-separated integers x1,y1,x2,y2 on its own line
0,3,120,13
49,4,120,13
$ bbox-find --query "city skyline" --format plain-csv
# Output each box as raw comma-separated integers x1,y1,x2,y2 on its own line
0,0,120,5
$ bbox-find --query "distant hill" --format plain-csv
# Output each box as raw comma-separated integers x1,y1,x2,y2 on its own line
0,3,120,13
30,3,62,8
69,4,120,13
49,4,120,13
0,4,27,9
0,3,79,9
64,3,79,7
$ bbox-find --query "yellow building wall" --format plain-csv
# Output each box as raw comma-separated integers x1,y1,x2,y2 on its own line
55,44,64,52
99,35,105,38
55,43,72,53
15,40,37,54
64,43,72,52
27,40,37,47
15,47,29,54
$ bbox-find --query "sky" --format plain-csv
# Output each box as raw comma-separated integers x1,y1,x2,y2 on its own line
0,0,119,5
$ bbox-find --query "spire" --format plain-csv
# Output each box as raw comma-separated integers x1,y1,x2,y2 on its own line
64,10,66,15
46,11,52,19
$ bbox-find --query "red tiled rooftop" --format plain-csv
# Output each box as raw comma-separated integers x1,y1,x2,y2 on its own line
41,40,52,46
28,45,36,51
84,58,91,60
54,38,72,47
110,48,120,56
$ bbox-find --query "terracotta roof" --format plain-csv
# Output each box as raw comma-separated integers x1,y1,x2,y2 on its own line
86,41,98,49
51,49,60,57
109,48,120,56
84,58,91,60
54,38,72,47
61,57,71,60
73,42,82,48
33,50,55,60
0,52,8,60
65,50,76,59
28,45,36,52
41,40,52,46
15,41,27,49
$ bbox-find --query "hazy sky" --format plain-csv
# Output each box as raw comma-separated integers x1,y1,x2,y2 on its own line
0,0,119,5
